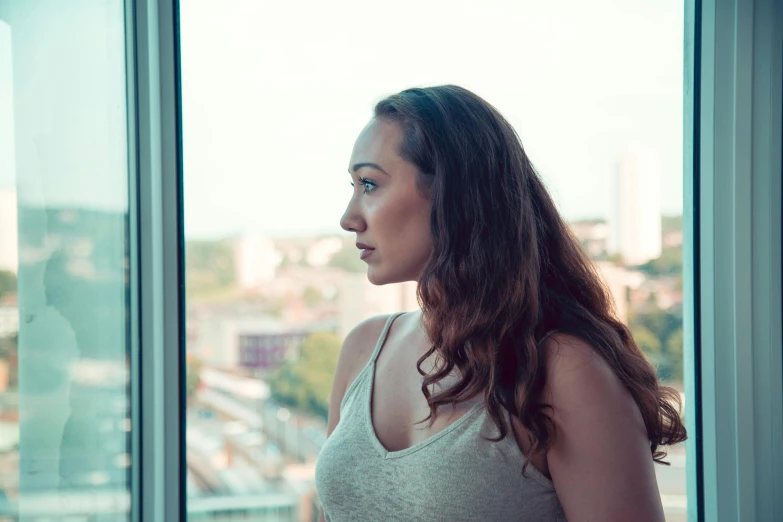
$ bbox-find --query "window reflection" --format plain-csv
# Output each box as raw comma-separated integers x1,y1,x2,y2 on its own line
0,1,131,519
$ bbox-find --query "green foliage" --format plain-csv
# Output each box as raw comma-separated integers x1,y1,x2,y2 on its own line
630,324,661,360
0,271,16,300
605,252,625,266
637,246,683,276
674,273,683,292
328,241,366,273
267,332,341,420
0,334,18,390
186,240,236,294
302,286,323,307
665,328,684,382
279,253,295,269
0,334,16,358
628,306,684,383
266,296,285,318
661,215,683,236
186,356,204,397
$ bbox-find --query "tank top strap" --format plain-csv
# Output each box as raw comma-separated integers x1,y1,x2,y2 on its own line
368,311,406,364
339,312,407,412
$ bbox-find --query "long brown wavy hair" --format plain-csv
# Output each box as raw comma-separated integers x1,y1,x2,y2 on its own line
374,85,687,474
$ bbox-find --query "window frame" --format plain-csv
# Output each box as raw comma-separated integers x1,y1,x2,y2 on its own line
129,0,185,521
128,0,783,520
686,0,783,521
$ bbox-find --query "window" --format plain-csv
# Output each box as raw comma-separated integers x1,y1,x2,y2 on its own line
1,1,780,521
180,0,689,520
0,1,132,520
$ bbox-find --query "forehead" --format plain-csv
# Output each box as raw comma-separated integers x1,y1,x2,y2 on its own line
349,118,403,167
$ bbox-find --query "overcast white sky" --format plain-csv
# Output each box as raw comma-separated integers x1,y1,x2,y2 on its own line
1,0,684,239
180,0,684,238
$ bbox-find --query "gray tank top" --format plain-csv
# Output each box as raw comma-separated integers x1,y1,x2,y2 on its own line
315,312,567,521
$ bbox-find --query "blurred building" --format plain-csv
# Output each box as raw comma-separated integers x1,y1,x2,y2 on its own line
569,219,610,259
0,189,18,274
595,261,645,323
233,234,281,291
338,274,419,339
0,22,16,277
238,331,308,370
193,315,332,374
305,237,343,267
609,146,662,265
663,229,684,248
0,302,18,338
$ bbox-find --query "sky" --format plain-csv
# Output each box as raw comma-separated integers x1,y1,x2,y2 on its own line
180,0,684,238
0,2,129,214
1,0,685,239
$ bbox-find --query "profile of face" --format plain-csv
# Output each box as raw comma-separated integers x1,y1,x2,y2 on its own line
340,118,434,285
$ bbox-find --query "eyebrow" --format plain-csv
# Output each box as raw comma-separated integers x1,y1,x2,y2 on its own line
349,162,390,176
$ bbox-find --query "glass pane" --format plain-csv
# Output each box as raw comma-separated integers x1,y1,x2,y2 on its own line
181,1,687,520
0,1,132,520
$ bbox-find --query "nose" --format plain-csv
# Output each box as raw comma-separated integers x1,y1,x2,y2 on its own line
340,196,366,233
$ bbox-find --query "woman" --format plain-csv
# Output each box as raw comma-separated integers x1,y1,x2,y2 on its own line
315,85,686,521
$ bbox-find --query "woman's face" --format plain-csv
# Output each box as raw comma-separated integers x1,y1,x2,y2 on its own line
340,118,433,285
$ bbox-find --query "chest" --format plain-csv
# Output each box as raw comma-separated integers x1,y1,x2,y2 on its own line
370,345,551,479
316,362,564,522
317,414,565,522
371,346,474,447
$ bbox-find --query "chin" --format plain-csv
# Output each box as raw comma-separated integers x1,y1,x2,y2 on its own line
366,268,392,286
366,265,416,286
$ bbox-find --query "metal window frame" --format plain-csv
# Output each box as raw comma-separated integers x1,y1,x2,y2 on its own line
683,1,703,520
688,0,783,521
128,1,185,521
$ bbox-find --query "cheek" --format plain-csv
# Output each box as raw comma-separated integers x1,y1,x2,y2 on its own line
397,199,432,250
369,187,431,250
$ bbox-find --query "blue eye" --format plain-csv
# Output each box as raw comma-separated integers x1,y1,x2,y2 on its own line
351,177,377,194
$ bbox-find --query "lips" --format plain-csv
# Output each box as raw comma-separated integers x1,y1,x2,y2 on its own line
356,242,375,260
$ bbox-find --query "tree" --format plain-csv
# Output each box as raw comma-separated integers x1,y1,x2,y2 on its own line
605,252,625,266
328,241,366,273
302,286,323,308
0,334,18,391
628,306,684,383
0,271,16,300
664,328,684,383
629,324,662,364
185,240,236,294
186,356,204,398
637,246,683,276
267,332,341,419
661,215,683,236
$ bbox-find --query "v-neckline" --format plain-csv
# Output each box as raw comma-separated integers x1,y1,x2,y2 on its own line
364,314,485,460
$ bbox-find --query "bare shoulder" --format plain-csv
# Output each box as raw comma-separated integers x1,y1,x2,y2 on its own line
541,333,664,521
539,332,641,423
326,314,394,436
541,333,617,387
339,314,394,383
